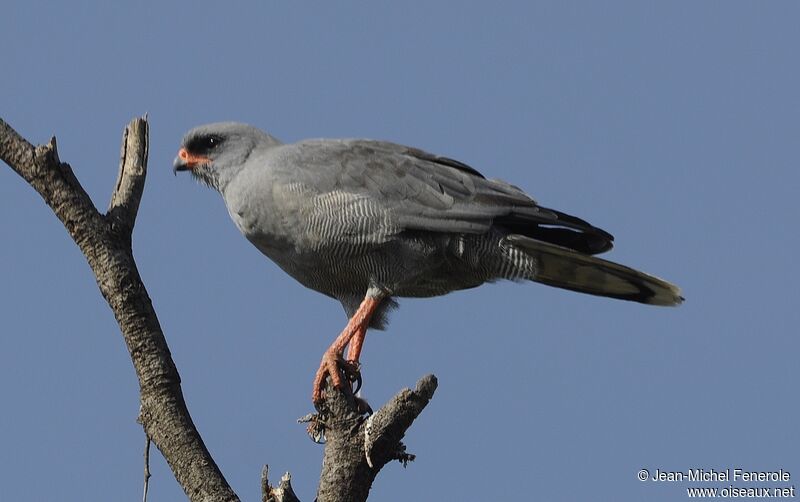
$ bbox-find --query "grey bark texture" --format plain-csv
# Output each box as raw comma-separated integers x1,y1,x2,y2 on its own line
0,117,437,502
0,116,239,501
315,375,438,502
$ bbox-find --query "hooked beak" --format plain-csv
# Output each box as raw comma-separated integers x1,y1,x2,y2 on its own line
173,147,210,175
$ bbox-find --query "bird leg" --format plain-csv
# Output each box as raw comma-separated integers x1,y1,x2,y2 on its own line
343,327,369,394
312,295,381,404
346,324,367,363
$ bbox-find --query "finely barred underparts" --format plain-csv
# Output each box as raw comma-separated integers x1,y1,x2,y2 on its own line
287,221,538,330
498,236,538,280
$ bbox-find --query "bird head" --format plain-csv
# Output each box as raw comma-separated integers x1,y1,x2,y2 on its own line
174,122,280,191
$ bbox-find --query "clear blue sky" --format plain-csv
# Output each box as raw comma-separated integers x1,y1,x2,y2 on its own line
2,2,797,501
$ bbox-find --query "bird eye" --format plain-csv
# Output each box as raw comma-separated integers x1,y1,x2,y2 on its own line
186,134,225,155
206,135,223,149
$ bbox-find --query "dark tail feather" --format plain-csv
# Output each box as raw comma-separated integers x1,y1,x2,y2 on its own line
505,234,683,306
496,206,615,255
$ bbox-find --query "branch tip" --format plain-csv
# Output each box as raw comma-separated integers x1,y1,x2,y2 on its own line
414,374,438,401
47,136,59,163
262,465,301,502
317,374,438,501
108,115,149,234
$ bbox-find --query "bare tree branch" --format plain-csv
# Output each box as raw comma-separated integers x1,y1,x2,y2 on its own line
109,115,149,239
143,433,152,502
262,466,301,502
314,375,438,502
0,117,239,501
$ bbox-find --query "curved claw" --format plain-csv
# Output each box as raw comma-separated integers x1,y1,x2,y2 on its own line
313,351,346,404
342,359,363,394
312,355,366,404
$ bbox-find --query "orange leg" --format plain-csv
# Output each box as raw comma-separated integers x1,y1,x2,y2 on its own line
345,325,367,362
312,295,382,404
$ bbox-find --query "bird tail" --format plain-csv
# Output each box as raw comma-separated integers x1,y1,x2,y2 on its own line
504,234,683,306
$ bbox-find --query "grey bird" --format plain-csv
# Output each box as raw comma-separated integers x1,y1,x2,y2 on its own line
173,122,683,403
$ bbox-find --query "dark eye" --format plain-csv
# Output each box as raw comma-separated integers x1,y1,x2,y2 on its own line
205,135,223,149
186,134,225,154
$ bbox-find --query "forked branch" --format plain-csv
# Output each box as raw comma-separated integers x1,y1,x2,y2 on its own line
1,116,238,501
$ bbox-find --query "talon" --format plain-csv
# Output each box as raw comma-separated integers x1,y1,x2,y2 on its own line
312,350,346,404
341,359,362,392
347,361,363,394
312,355,366,404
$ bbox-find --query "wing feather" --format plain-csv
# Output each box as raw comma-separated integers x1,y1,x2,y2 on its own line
270,139,612,253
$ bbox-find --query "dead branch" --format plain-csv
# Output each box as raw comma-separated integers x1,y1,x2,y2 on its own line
1,116,238,501
313,375,438,502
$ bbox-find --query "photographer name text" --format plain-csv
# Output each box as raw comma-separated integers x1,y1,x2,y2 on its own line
650,468,791,483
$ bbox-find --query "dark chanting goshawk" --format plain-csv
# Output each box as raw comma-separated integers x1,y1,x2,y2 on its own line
173,122,683,403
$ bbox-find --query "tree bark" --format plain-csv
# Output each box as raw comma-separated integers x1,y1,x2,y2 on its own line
1,116,239,501
1,117,437,502
314,375,437,502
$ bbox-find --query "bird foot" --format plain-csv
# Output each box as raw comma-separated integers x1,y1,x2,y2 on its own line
312,352,363,405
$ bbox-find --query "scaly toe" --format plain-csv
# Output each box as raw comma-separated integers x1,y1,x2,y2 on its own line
312,352,347,404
